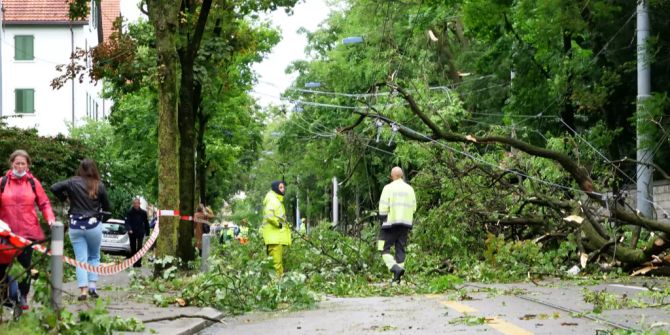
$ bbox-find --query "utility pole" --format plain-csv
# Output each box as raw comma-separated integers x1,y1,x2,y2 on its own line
332,177,338,227
295,195,301,229
634,0,653,248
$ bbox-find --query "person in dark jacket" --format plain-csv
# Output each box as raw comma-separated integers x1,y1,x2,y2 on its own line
51,158,110,301
125,198,149,267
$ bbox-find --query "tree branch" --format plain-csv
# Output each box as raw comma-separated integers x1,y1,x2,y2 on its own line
143,314,225,324
337,114,366,133
485,217,545,226
503,13,551,79
189,0,213,60
611,157,670,180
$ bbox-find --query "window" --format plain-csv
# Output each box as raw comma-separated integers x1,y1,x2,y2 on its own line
14,36,34,60
15,89,35,114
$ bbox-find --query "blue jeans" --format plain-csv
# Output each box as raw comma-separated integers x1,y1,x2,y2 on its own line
69,223,102,288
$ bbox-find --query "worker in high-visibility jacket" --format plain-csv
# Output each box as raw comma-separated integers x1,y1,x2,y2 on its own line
378,166,416,284
237,218,250,244
260,181,291,276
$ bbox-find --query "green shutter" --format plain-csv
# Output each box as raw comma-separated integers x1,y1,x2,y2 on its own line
15,89,35,113
15,36,34,60
15,90,23,112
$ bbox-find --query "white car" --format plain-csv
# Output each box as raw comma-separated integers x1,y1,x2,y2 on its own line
100,219,131,256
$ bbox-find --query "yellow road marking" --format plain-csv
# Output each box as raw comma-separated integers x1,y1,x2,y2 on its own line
438,300,534,335
486,317,534,335
442,301,477,313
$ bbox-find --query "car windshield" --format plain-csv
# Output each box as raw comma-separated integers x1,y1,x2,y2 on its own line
102,223,126,235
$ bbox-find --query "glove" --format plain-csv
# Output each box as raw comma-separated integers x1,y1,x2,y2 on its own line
379,214,388,225
278,222,283,229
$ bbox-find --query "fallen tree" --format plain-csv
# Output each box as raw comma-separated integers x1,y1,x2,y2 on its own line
342,81,669,271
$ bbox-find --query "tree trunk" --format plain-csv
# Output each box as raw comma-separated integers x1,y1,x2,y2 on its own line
562,30,576,135
175,0,213,263
196,101,208,205
147,0,181,258
177,62,197,262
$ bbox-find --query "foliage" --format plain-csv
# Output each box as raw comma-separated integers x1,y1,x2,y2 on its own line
583,289,654,314
0,300,143,334
180,233,317,314
0,122,89,195
69,117,154,216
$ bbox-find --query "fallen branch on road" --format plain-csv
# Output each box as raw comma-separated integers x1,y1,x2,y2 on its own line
142,314,226,324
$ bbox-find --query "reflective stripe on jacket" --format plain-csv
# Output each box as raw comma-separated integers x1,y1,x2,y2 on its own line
0,170,55,241
378,179,416,228
260,190,291,245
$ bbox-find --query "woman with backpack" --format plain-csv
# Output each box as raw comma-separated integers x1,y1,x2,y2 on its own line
51,158,110,301
0,150,56,310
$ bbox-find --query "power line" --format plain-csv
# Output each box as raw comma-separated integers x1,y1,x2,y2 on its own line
281,75,496,98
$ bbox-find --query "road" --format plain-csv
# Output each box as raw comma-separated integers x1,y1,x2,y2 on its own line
200,280,670,335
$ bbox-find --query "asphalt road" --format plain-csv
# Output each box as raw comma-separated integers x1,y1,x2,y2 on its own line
200,279,670,335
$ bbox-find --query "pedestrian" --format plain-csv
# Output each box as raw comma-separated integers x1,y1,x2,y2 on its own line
237,218,249,244
51,158,110,300
260,181,291,276
299,218,307,235
149,210,157,233
0,150,56,310
124,198,149,267
194,204,207,252
377,166,416,284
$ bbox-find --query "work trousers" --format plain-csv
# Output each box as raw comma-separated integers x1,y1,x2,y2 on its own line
377,226,410,270
266,244,285,276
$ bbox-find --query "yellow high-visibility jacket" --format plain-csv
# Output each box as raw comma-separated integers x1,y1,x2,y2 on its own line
378,179,416,228
260,190,291,245
238,226,249,238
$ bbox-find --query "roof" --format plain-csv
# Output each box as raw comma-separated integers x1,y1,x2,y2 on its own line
100,0,120,42
2,0,87,25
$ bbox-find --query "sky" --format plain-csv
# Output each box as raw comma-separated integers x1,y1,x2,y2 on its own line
119,0,333,108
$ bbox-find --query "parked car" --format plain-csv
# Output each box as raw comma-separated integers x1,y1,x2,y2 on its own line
101,219,130,256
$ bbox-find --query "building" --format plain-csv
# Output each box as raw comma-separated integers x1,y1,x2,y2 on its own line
0,0,120,136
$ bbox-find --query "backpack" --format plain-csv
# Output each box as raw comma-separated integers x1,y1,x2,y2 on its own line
0,176,36,195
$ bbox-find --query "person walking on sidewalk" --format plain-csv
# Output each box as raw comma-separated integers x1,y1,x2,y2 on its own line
51,158,110,301
261,181,291,276
0,150,56,310
124,198,149,267
377,167,416,284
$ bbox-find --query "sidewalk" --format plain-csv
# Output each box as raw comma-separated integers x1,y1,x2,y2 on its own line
62,266,225,335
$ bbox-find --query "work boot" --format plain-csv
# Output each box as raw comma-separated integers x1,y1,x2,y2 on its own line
390,264,405,284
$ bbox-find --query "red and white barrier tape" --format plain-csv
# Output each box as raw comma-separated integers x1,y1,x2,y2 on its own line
158,209,213,225
0,218,160,275
0,209,210,275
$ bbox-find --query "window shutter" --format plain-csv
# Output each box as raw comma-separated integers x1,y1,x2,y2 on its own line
15,90,23,112
24,90,34,113
15,89,34,113
15,36,34,60
14,36,23,59
25,36,34,60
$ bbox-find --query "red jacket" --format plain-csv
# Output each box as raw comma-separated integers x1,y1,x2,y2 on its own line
0,170,55,241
